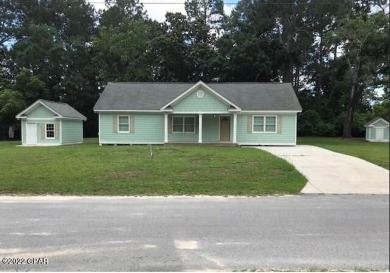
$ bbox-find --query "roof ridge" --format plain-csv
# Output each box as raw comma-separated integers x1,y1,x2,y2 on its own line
108,82,289,84
38,99,69,105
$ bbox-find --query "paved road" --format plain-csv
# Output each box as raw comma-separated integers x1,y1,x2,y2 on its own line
0,195,389,271
258,145,390,194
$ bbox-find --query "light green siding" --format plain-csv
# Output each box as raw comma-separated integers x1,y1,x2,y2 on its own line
365,127,370,140
372,120,388,127
21,120,26,144
384,128,389,140
173,88,230,113
100,112,298,145
366,127,389,142
202,115,219,142
28,105,56,118
236,113,297,145
369,127,376,140
21,105,83,145
36,121,61,145
62,120,83,144
99,113,164,144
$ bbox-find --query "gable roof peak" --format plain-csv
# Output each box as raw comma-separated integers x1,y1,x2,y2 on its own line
16,99,86,120
159,81,241,111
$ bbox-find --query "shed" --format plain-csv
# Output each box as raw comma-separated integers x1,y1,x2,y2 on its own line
16,99,86,146
364,117,389,142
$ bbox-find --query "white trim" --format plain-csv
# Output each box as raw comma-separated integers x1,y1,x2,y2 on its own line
54,117,86,120
365,117,389,127
160,81,241,111
238,142,296,146
172,115,196,133
198,114,203,143
164,113,168,143
252,115,277,133
117,115,130,133
22,143,63,147
95,110,161,113
99,142,165,145
171,111,230,114
294,113,297,145
23,118,56,121
45,123,55,139
197,90,205,98
59,120,62,144
98,113,101,144
241,110,301,114
25,123,38,145
16,100,63,119
233,113,237,144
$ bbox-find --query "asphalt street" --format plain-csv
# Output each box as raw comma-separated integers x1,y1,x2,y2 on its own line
0,195,389,271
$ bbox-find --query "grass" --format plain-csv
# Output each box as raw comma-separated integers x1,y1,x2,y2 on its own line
298,137,389,169
0,139,306,196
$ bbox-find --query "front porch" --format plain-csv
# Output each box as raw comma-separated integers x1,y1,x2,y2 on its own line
163,113,238,144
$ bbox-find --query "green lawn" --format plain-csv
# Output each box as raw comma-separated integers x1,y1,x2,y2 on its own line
0,139,306,196
298,137,389,169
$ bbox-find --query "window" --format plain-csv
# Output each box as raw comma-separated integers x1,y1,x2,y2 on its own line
173,116,195,133
118,116,129,132
46,123,55,139
253,116,277,133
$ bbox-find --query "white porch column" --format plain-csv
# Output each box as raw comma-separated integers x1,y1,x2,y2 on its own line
198,114,203,143
164,113,168,143
233,113,237,144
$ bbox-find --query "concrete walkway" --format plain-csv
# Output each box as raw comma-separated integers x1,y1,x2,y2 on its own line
258,145,389,194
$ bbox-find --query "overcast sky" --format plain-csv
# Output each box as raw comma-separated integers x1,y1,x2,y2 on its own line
87,0,239,22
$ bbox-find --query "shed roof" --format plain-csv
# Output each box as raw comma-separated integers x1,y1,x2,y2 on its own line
93,82,302,112
364,117,389,127
16,99,87,120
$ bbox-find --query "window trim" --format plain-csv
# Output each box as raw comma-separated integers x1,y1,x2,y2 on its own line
45,123,55,139
117,115,130,133
172,115,196,133
252,115,277,133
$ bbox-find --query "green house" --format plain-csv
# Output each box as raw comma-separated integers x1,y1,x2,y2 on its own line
16,99,86,146
94,81,302,146
365,117,389,142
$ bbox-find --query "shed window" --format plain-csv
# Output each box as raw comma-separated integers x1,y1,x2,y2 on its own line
253,116,277,133
173,116,195,133
46,123,55,139
118,116,130,132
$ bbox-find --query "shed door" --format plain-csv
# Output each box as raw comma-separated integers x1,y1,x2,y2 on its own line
26,123,38,145
376,128,384,140
220,116,231,141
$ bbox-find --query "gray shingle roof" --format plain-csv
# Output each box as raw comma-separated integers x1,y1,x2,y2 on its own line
364,117,389,127
33,99,86,120
94,82,302,111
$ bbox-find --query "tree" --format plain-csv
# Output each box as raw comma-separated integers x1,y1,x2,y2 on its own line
327,11,388,138
0,89,25,139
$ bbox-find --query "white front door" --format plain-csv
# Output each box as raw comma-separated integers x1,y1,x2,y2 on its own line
376,128,384,141
26,123,38,145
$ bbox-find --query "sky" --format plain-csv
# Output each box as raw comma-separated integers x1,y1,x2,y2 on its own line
86,0,239,22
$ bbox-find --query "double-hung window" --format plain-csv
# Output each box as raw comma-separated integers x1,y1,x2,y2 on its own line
173,116,195,133
253,116,276,133
118,115,130,133
46,123,55,139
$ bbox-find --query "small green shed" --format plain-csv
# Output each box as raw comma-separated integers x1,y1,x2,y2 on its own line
365,117,389,142
16,99,86,146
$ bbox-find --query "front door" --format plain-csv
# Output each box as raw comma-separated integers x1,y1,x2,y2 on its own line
220,116,231,141
26,123,38,145
376,128,384,141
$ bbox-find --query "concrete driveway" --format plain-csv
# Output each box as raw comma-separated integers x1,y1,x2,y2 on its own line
258,145,389,194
